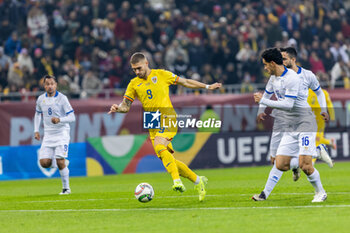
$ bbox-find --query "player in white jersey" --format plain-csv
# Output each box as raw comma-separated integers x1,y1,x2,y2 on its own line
280,47,333,167
252,48,327,202
256,47,333,184
34,75,75,195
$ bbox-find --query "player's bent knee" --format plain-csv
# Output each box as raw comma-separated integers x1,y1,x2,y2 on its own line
300,164,313,175
302,168,312,175
275,160,289,171
56,159,65,170
40,159,52,168
276,163,288,171
154,136,167,146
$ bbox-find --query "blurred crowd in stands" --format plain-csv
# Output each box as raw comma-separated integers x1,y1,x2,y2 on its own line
0,0,350,100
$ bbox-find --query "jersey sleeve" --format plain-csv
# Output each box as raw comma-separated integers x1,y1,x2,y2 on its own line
265,78,274,95
35,97,42,113
284,74,300,99
124,81,136,102
308,71,321,91
258,79,274,115
62,96,74,115
260,95,295,110
162,70,180,86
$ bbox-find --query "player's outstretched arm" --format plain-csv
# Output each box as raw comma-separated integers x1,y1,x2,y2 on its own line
177,77,222,89
34,111,42,140
108,98,132,114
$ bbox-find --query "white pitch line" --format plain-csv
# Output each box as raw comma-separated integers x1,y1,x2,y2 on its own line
12,195,213,203
240,192,350,196
1,205,350,213
6,192,350,204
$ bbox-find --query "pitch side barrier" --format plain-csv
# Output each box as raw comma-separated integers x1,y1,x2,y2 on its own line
0,130,349,180
85,131,349,177
0,143,86,181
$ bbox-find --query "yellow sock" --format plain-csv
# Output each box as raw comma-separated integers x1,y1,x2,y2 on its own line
175,159,198,183
155,144,180,180
166,142,198,183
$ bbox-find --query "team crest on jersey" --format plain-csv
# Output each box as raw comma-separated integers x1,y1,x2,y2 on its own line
151,76,158,84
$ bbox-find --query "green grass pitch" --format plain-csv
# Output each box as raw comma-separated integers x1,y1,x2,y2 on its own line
0,161,349,233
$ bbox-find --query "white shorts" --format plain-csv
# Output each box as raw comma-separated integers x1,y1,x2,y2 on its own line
39,144,69,160
269,131,283,158
269,117,287,158
276,131,317,157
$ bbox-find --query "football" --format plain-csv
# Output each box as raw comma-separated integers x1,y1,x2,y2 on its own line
134,183,154,203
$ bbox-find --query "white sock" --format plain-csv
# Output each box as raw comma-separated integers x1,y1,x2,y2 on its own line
50,158,57,168
194,176,200,185
290,157,299,170
316,147,321,159
263,164,283,198
307,168,324,193
174,179,181,184
59,167,70,189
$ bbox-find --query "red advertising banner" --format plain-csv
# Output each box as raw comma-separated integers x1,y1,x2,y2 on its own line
0,90,349,146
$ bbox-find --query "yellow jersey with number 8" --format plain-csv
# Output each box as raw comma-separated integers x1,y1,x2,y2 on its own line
124,69,179,110
124,69,179,140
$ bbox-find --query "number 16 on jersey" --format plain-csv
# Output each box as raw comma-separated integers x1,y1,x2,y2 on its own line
301,136,309,146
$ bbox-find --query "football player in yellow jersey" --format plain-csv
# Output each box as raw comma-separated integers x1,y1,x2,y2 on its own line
308,89,336,148
108,52,221,201
308,88,336,166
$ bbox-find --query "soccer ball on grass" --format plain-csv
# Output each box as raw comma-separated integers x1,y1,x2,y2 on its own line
134,183,154,203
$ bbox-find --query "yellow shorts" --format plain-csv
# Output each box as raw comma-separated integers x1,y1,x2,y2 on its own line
149,115,177,157
149,112,177,141
148,109,177,157
149,126,177,141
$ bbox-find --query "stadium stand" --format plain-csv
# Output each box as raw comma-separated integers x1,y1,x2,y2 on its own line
0,0,350,101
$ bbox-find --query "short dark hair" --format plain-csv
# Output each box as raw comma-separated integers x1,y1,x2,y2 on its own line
43,75,57,83
130,52,146,64
280,47,297,58
261,48,283,65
